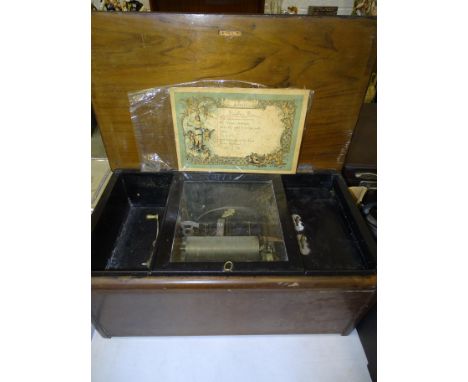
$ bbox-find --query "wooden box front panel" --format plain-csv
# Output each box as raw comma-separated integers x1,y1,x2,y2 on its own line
92,276,376,337
92,289,375,337
91,13,376,171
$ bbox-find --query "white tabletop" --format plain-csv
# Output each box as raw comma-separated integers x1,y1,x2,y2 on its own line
92,328,371,382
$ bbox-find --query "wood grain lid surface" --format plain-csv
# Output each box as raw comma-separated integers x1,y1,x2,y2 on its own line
92,13,376,171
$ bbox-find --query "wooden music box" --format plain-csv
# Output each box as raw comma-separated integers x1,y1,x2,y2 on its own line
91,12,377,337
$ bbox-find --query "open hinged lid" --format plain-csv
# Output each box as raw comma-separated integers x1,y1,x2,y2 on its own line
92,12,376,172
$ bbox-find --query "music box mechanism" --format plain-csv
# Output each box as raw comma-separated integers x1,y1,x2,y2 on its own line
169,181,289,265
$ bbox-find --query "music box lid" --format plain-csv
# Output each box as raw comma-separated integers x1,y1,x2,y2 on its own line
91,12,376,172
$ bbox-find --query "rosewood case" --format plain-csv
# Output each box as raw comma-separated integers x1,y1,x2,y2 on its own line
92,171,376,336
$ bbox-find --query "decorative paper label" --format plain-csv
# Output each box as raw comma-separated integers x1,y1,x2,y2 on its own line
169,87,311,173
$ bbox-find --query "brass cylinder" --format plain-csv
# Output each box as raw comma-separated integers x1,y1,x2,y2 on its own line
182,236,260,262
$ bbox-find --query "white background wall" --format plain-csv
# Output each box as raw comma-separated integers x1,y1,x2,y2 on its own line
266,0,354,15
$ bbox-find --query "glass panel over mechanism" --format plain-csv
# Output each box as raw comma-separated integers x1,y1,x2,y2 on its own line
170,181,288,263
